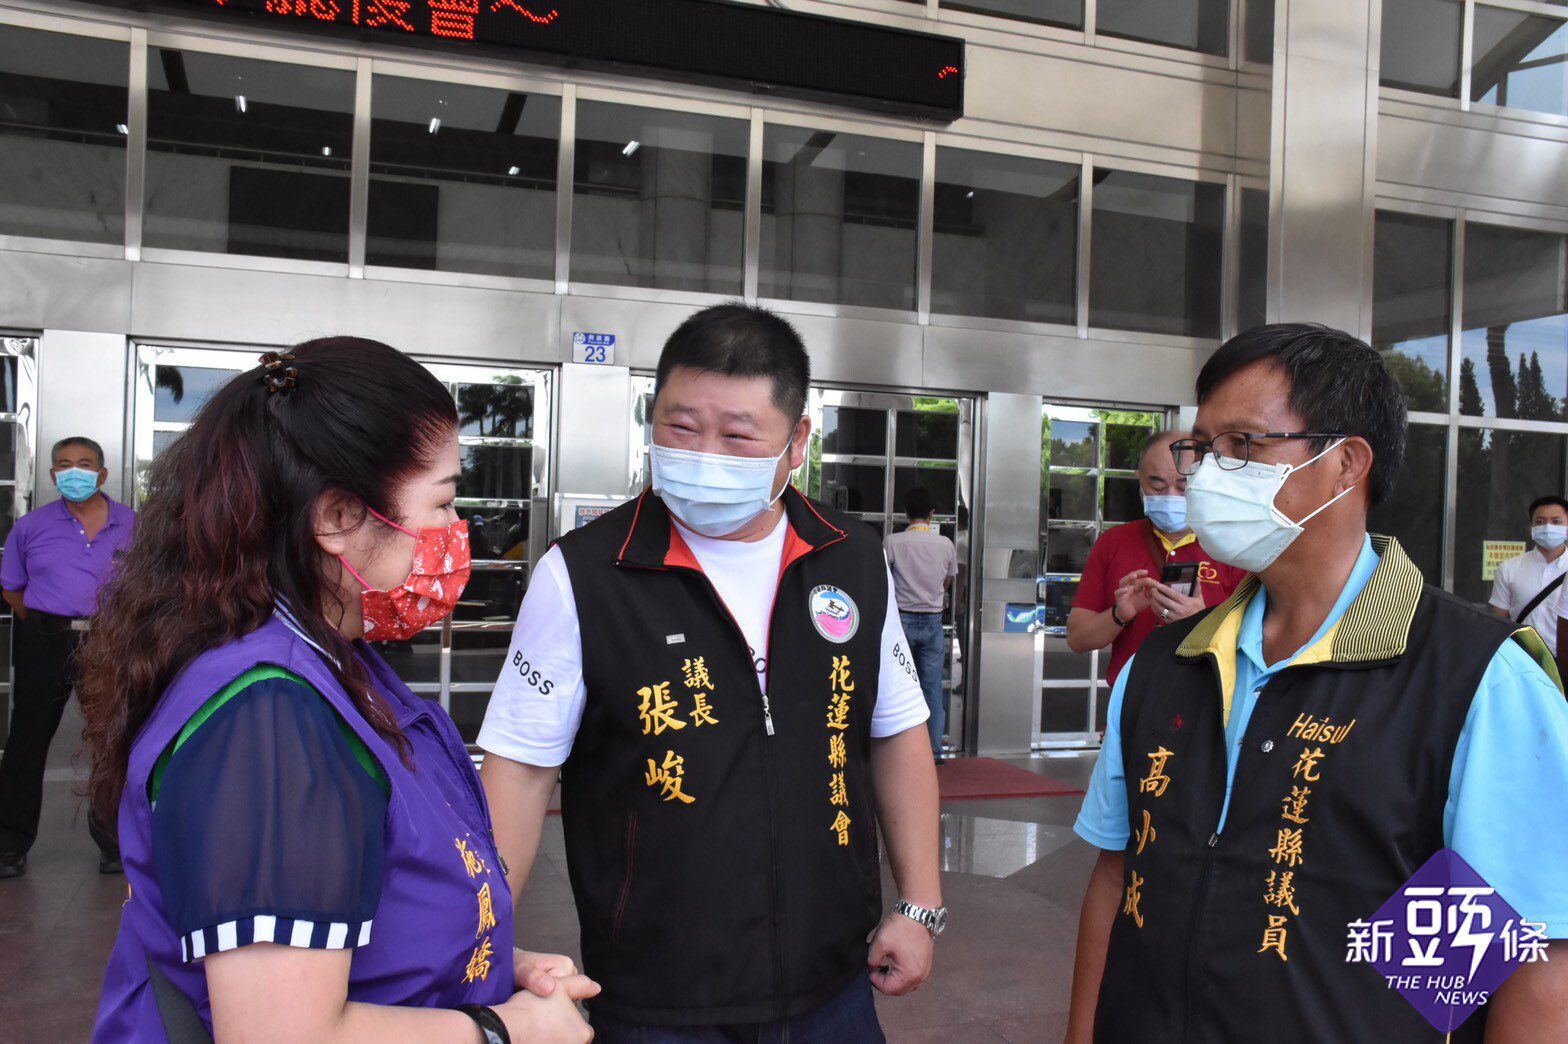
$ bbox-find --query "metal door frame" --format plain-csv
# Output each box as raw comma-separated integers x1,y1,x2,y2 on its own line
0,336,38,748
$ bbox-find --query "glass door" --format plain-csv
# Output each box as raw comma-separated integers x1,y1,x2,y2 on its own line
0,338,37,747
133,344,554,743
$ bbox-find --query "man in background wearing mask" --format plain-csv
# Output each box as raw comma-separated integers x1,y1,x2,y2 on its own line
1067,325,1568,1042
0,437,133,878
1066,429,1245,687
1488,495,1568,657
479,303,942,1042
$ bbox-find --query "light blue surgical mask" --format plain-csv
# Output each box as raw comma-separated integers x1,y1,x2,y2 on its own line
1142,494,1187,534
651,442,791,537
1533,524,1567,551
53,467,99,503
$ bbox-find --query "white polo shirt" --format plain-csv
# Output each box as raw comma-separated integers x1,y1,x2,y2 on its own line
1490,546,1568,654
478,512,929,768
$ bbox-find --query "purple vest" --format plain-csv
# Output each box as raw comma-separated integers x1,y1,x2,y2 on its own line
94,616,514,1041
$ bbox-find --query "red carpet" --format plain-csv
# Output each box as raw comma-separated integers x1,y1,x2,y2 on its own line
938,757,1084,801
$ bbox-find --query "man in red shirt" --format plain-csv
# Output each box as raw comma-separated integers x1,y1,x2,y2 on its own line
1066,430,1246,685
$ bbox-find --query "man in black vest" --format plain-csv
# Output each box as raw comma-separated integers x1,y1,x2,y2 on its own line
1066,325,1568,1041
479,303,943,1042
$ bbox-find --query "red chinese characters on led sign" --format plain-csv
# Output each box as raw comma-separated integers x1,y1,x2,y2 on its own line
242,0,558,37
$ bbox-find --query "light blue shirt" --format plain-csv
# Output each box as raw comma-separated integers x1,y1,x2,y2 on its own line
1074,536,1568,935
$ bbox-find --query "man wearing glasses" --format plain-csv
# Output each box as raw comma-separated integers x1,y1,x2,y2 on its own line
1066,324,1568,1041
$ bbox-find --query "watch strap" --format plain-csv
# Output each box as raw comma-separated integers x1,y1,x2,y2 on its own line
1110,604,1134,628
456,1004,510,1044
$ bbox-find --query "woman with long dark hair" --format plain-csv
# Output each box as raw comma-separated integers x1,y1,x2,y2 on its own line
83,338,595,1042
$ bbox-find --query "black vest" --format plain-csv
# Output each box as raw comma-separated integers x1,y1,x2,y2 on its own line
1096,537,1556,1043
554,488,888,1025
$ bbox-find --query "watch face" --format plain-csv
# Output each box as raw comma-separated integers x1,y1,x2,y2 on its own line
932,907,948,933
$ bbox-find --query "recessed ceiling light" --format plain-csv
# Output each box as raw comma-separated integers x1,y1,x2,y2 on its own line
508,165,521,175
235,94,247,114
966,190,974,198
622,140,640,156
322,146,332,156
115,123,129,135
428,117,442,134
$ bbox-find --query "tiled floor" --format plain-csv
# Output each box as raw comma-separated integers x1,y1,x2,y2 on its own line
0,704,1099,1041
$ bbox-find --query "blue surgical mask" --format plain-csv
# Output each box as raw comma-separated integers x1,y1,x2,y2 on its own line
1142,494,1187,534
651,442,791,537
54,467,99,503
1533,524,1567,551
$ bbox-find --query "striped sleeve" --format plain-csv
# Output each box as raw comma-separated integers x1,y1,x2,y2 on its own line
151,675,387,963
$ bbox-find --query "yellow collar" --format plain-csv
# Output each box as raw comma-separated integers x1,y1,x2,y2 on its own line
1156,528,1196,554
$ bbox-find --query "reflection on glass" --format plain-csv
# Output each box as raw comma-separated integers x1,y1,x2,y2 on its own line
1456,428,1566,602
760,126,921,310
1237,187,1269,332
0,26,128,243
458,506,529,561
1243,0,1275,64
1471,9,1567,119
1379,0,1463,97
821,406,887,456
152,430,180,459
368,76,558,278
1097,0,1230,56
821,463,885,513
896,408,959,459
457,382,534,440
1373,211,1451,413
154,366,240,422
944,0,1081,30
1103,423,1150,470
458,446,533,501
145,49,355,261
572,102,746,293
1459,223,1568,421
1090,170,1223,338
455,568,525,622
931,147,1077,325
1048,419,1096,467
1047,472,1096,521
895,466,957,517
1104,476,1142,523
1368,422,1445,583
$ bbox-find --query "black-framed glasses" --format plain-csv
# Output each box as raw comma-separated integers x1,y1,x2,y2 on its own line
1170,432,1346,476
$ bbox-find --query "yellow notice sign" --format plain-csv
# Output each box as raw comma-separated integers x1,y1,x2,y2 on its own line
1482,540,1526,581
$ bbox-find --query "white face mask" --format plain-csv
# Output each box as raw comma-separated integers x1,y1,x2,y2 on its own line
650,441,791,538
1533,524,1568,551
1185,439,1354,574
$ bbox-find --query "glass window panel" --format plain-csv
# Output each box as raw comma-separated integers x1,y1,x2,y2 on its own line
370,628,442,686
820,463,886,513
1044,638,1095,681
1456,429,1567,602
145,49,354,261
0,427,15,483
1471,9,1567,119
153,365,239,422
1367,422,1445,583
0,26,127,244
1373,211,1452,413
458,445,534,502
760,126,920,310
151,430,180,460
930,147,1077,325
1103,422,1153,471
821,406,887,456
0,354,17,415
895,466,957,517
368,76,558,279
895,408,959,459
1041,687,1089,734
1243,0,1275,64
450,690,499,744
1097,0,1230,56
458,507,529,561
944,0,1081,30
1047,473,1096,522
1047,419,1096,467
455,568,525,623
1380,0,1463,97
572,102,746,294
1090,170,1223,338
1459,223,1568,421
0,487,14,549
1237,187,1269,332
456,382,535,440
1103,476,1143,522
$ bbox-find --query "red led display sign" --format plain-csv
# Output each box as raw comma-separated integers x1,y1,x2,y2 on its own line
85,0,965,121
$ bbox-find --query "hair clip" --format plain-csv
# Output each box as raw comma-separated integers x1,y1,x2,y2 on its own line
259,351,299,396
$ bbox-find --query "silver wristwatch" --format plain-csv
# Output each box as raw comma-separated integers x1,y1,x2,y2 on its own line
893,899,949,939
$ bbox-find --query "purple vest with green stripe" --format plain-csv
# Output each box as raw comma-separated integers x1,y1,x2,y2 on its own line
93,615,513,1041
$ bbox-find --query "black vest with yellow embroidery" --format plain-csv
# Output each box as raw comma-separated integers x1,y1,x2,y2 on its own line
1096,536,1560,1043
553,488,887,1026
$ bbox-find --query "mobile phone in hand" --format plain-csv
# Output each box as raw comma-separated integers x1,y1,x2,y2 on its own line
1161,562,1200,598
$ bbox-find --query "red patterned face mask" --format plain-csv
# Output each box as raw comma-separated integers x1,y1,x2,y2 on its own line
339,508,471,642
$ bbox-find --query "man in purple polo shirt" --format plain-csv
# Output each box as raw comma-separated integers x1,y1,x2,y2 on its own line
0,437,134,878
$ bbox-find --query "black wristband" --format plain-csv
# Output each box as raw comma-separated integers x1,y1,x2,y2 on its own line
1110,604,1134,628
456,1004,510,1044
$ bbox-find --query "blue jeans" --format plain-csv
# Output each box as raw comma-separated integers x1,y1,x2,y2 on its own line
900,611,946,758
589,972,886,1044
